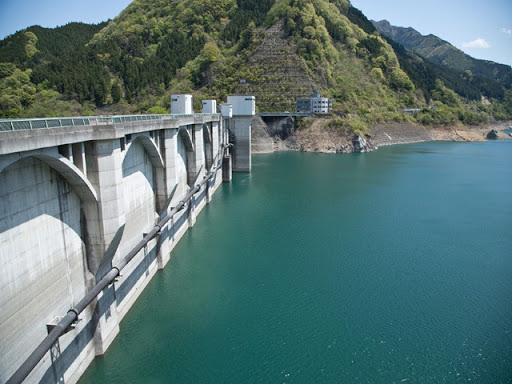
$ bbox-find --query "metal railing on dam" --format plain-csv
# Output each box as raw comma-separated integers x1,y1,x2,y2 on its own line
0,113,218,131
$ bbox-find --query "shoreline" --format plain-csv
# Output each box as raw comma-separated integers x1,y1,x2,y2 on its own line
252,118,512,154
429,123,512,142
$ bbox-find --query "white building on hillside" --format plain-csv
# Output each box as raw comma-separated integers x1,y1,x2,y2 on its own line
296,90,332,114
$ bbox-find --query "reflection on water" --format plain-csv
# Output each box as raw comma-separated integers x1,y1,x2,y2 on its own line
80,141,512,384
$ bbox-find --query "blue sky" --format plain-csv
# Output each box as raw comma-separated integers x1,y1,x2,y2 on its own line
350,0,512,66
0,0,511,66
0,0,132,37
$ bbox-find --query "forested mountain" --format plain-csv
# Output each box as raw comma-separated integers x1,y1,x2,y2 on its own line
373,20,512,87
0,22,108,66
0,0,510,127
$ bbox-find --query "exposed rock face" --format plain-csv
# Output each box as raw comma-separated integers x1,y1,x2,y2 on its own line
251,115,300,152
265,116,295,139
352,134,375,153
252,118,511,154
251,115,274,153
486,129,499,140
336,144,352,153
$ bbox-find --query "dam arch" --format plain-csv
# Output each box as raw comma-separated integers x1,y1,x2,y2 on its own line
120,138,159,254
122,134,166,214
203,122,214,170
0,152,98,204
176,127,191,189
0,157,91,383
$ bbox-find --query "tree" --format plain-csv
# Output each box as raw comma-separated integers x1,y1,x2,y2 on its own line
389,68,414,91
0,63,16,79
23,31,39,58
111,81,122,103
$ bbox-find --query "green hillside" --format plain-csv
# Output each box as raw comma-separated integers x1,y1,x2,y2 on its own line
0,22,108,66
0,0,510,126
373,20,512,87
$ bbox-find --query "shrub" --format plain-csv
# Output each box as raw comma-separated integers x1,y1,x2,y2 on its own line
461,110,488,125
370,67,385,82
147,106,168,114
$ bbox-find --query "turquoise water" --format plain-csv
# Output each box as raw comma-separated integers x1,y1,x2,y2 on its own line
80,141,512,383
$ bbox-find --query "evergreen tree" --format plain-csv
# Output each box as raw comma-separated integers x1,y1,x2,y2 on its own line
111,81,122,103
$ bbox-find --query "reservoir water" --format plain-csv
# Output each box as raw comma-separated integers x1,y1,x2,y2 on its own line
80,141,512,383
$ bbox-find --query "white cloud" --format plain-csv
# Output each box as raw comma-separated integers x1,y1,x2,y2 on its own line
501,28,512,36
462,38,491,48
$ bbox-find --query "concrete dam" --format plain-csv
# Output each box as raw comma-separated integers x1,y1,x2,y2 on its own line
0,96,255,384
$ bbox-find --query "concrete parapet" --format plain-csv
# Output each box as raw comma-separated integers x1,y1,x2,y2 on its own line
0,115,221,156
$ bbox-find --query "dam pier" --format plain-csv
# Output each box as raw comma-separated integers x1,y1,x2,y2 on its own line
0,96,254,384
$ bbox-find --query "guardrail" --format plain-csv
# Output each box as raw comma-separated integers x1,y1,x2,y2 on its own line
0,113,219,132
259,112,310,117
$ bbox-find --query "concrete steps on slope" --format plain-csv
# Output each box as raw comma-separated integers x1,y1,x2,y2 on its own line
371,124,432,147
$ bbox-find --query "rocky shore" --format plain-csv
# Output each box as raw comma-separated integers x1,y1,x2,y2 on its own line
252,115,512,154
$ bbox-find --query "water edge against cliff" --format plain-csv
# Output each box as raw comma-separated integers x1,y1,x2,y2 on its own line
252,115,512,154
